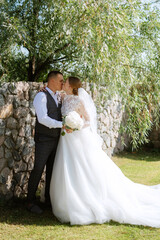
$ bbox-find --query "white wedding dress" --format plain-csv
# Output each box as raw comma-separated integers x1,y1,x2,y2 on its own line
50,90,160,227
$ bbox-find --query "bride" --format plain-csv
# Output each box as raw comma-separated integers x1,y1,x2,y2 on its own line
50,76,160,227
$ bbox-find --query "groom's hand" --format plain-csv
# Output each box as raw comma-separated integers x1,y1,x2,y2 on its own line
63,126,73,134
66,129,73,134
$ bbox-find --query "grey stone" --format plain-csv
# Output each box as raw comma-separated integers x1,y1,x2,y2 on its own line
19,127,25,137
21,100,29,107
11,129,18,141
15,172,28,186
99,113,105,122
14,161,27,173
8,158,14,169
22,182,28,195
0,167,12,185
0,146,4,158
25,114,31,124
30,107,35,117
5,149,12,159
19,118,26,127
111,137,116,148
25,124,31,137
14,185,22,198
0,94,5,107
116,137,123,150
6,95,15,104
16,137,25,149
0,83,9,95
109,122,113,131
28,159,34,171
11,179,17,189
17,92,25,100
24,150,34,163
16,82,29,92
113,147,118,154
13,98,20,108
22,146,31,156
27,138,35,148
15,82,29,101
0,158,6,171
12,150,21,162
14,173,22,183
0,128,5,135
14,107,29,119
29,89,37,100
5,128,12,136
107,148,114,157
106,108,110,115
4,138,15,149
0,174,6,184
7,117,18,129
8,83,17,94
31,117,36,126
114,131,119,138
113,121,120,131
116,103,122,113
103,136,110,148
103,117,110,127
0,136,5,146
101,125,107,133
24,91,29,101
0,119,5,128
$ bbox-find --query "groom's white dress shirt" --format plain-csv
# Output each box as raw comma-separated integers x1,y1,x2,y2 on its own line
33,87,62,129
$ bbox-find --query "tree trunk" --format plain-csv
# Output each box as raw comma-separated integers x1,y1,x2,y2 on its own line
27,0,40,82
28,56,36,82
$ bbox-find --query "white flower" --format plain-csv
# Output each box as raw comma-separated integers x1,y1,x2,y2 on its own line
65,111,84,130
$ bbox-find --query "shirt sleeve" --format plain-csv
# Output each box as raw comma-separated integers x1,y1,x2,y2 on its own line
33,92,62,129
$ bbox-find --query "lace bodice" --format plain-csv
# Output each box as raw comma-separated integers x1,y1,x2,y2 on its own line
61,95,90,123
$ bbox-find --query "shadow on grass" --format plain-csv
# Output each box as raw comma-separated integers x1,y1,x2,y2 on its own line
0,199,155,231
0,202,65,227
114,150,160,162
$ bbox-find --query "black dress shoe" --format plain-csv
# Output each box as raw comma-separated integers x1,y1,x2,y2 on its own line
27,203,43,214
45,199,52,208
45,202,52,209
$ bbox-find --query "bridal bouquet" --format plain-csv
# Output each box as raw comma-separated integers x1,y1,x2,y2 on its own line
61,111,84,136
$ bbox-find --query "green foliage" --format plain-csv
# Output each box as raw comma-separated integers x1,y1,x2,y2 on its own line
0,0,160,149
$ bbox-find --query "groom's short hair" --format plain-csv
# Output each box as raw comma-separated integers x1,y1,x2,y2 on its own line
47,71,63,82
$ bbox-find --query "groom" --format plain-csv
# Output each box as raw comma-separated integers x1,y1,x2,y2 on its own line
27,71,64,214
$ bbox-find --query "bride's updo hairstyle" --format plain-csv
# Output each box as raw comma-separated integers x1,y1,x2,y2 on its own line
68,76,82,95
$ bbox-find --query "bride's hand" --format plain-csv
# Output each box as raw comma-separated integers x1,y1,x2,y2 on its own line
66,129,73,134
63,125,73,134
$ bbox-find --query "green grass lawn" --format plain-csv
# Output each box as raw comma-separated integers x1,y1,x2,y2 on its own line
1,151,160,240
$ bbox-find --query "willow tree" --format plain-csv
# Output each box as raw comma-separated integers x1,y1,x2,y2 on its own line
0,0,147,82
0,0,129,82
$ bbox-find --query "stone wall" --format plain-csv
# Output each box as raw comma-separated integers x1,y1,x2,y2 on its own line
0,82,128,200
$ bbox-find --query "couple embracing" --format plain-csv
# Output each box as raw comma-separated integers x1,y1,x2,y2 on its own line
27,71,160,228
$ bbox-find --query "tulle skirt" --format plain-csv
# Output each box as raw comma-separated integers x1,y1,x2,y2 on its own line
50,127,160,227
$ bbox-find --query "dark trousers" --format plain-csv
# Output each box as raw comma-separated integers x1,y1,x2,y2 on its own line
27,135,59,203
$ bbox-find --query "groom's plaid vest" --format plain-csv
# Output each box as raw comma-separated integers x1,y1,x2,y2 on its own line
34,90,62,139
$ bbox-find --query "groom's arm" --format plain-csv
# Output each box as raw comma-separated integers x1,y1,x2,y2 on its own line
33,92,62,128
